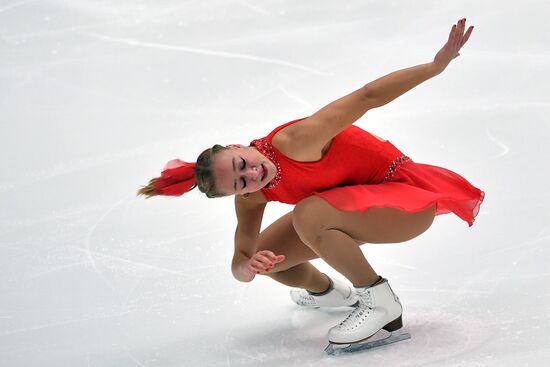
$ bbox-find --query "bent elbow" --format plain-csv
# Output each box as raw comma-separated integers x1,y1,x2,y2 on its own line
231,267,254,283
361,85,383,109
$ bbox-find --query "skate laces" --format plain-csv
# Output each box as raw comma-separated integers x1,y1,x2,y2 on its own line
337,291,373,330
291,289,317,306
299,293,316,305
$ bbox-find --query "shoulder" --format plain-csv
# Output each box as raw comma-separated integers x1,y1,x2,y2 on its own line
271,119,334,162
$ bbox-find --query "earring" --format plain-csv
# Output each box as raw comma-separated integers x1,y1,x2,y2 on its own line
243,193,250,198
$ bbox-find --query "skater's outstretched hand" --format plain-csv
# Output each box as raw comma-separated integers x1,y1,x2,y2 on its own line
247,250,285,275
433,18,474,73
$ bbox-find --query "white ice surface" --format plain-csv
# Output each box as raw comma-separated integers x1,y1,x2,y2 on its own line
1,1,550,366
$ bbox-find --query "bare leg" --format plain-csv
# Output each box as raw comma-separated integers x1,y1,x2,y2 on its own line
255,201,436,290
255,211,330,292
292,197,437,288
306,228,380,287
267,262,330,293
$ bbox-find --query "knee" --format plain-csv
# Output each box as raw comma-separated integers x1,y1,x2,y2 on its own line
411,204,436,237
416,208,436,237
292,197,328,246
396,204,437,243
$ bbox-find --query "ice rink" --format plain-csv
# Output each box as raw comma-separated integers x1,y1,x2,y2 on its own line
1,1,549,366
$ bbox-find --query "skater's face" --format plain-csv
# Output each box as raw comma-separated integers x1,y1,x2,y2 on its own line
213,144,276,196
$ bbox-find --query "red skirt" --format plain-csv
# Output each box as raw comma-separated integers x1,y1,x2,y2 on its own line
314,160,485,227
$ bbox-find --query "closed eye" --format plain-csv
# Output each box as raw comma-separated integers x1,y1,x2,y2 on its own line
240,157,246,189
240,157,246,170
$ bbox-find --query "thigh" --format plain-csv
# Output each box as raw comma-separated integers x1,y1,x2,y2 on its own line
256,210,319,272
294,196,437,244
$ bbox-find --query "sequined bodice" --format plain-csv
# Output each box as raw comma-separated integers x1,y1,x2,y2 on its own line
250,137,282,189
249,117,409,204
250,137,410,190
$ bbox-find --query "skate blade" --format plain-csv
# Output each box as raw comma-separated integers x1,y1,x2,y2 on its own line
324,330,411,356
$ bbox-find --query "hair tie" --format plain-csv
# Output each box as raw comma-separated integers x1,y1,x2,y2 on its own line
154,159,197,196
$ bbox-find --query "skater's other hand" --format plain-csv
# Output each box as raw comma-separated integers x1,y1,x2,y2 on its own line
247,250,285,275
433,18,474,73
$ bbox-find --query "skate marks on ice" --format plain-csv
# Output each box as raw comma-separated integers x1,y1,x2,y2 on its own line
290,303,493,362
396,310,496,365
83,196,129,292
77,31,329,76
324,329,411,356
0,0,39,13
321,312,494,362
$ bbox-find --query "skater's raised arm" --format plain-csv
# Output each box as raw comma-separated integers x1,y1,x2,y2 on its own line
289,19,473,155
366,18,474,108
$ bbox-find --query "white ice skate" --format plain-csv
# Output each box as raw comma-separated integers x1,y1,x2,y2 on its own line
290,275,359,309
325,277,411,355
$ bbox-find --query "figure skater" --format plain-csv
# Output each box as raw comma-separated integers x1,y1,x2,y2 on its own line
137,18,483,350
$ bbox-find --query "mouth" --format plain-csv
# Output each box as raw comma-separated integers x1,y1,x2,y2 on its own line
261,164,267,181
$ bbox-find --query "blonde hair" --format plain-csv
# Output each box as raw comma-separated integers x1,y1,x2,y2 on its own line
137,144,230,199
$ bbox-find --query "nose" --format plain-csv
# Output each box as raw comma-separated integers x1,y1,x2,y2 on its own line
244,166,260,181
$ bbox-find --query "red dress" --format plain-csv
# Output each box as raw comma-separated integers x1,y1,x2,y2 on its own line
250,118,485,227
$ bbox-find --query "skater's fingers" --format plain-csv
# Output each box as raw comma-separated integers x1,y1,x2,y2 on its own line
248,263,263,275
268,252,285,263
250,264,264,274
455,19,468,46
251,259,272,272
460,26,474,47
447,24,455,41
250,262,271,274
250,258,264,268
451,20,460,46
258,250,276,258
258,250,279,264
458,18,465,36
254,254,272,266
